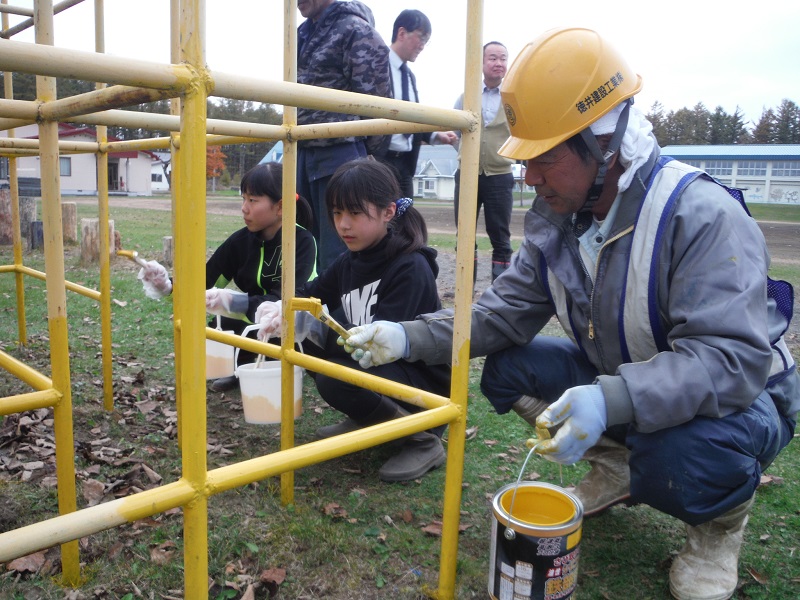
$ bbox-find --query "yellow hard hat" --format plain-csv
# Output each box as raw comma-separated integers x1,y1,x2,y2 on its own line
499,27,642,160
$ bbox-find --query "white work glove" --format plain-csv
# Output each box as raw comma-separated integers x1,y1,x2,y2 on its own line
534,385,608,465
205,288,249,319
137,260,172,299
340,321,408,369
254,300,283,341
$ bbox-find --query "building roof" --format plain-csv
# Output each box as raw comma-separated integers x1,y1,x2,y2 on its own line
415,144,458,176
661,144,800,161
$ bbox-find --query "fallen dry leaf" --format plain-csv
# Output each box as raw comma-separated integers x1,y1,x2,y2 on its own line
82,478,106,506
746,565,769,585
7,550,47,573
150,540,178,565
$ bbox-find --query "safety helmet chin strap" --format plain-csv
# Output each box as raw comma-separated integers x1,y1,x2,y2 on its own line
577,99,632,213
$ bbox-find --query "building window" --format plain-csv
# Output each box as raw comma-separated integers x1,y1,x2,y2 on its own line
59,157,72,177
416,180,424,196
705,160,732,177
424,179,435,191
152,173,163,182
772,161,800,177
683,160,702,168
0,157,8,179
737,161,767,177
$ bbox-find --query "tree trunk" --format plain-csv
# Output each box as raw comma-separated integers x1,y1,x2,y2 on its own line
163,235,174,267
62,201,78,244
80,218,115,265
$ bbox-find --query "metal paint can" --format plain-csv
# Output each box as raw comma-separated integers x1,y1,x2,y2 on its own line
488,481,583,600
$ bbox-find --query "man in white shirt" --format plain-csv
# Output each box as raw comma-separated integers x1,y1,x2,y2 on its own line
453,41,517,282
379,9,457,197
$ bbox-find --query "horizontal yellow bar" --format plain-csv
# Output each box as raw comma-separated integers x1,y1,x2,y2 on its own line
0,479,197,563
0,137,99,153
0,348,53,391
0,389,61,416
207,404,460,495
0,38,192,91
16,265,102,301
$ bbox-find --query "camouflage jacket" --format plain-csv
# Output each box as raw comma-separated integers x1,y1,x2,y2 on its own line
297,0,390,148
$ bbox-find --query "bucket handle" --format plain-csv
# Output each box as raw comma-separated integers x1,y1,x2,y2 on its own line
234,324,306,373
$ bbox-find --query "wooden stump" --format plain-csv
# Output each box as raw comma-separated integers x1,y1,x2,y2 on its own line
163,235,174,267
29,221,44,250
0,189,10,244
62,202,78,244
80,218,116,265
20,197,37,239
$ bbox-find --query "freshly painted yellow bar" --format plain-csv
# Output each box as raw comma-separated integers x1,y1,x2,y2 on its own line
0,389,61,415
206,405,459,496
0,348,53,390
15,265,102,301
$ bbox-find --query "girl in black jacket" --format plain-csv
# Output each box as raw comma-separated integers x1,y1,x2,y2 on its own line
256,158,449,482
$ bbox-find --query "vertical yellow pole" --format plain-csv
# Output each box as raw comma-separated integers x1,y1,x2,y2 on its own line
2,1,27,346
169,0,183,445
178,0,209,597
279,0,298,506
437,0,483,598
94,0,114,411
33,0,81,587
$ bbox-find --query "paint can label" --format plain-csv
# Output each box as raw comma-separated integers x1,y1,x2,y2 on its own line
488,482,582,600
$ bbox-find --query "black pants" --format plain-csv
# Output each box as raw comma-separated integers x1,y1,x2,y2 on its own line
378,151,415,198
453,170,514,263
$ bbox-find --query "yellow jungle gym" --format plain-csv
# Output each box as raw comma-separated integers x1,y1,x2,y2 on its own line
0,1,486,597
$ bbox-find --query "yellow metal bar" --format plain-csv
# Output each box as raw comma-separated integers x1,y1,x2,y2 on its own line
0,137,99,152
40,84,179,122
34,0,80,586
280,0,299,507
94,0,113,411
207,405,459,496
2,0,84,38
177,0,209,597
0,37,192,90
435,1,484,598
0,347,54,390
105,136,172,152
0,479,197,563
1,12,27,345
15,265,102,301
0,389,61,415
212,72,475,132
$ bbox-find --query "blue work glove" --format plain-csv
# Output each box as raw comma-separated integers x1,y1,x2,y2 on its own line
534,385,607,465
339,321,408,369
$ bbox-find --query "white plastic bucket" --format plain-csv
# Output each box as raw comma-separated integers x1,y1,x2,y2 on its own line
235,324,303,424
236,361,303,424
206,316,234,380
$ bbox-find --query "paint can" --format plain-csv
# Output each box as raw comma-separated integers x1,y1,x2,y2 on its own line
488,481,583,600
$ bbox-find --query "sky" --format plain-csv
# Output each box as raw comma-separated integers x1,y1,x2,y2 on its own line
6,0,800,127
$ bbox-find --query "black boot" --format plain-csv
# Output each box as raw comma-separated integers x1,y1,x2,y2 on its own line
315,396,409,439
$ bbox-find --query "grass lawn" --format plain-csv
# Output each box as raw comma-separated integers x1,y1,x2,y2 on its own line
0,203,798,599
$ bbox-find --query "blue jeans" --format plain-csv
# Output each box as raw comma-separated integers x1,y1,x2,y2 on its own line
453,170,514,263
480,336,796,525
298,142,366,271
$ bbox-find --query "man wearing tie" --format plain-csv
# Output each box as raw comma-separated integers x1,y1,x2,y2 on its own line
380,10,457,197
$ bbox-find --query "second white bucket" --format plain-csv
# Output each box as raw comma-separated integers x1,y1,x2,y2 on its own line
235,324,303,424
237,361,303,424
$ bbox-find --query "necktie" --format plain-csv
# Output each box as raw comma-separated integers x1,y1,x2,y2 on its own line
399,62,410,102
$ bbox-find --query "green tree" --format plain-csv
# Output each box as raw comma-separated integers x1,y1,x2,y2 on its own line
774,99,800,143
751,108,777,143
646,101,668,143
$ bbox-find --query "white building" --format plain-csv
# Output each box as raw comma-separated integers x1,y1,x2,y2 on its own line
661,144,800,204
0,123,158,196
413,145,459,200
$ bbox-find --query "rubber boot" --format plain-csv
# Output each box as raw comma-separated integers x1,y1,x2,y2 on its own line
669,496,755,600
511,395,549,427
573,436,631,517
491,260,510,282
315,396,409,439
378,431,445,482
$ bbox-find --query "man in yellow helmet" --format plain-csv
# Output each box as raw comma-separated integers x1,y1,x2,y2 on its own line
341,28,798,600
